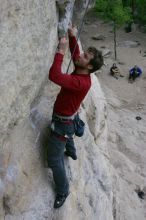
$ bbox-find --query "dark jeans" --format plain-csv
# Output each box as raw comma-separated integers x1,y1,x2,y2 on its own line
129,72,138,81
47,116,75,195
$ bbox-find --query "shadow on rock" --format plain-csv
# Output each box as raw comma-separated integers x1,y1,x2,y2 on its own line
29,106,51,168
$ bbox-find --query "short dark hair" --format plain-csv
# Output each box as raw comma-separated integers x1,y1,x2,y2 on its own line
87,47,103,73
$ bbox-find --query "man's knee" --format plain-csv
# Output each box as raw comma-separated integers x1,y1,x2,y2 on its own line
48,156,61,168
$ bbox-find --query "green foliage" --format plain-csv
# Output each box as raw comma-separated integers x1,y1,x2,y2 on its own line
122,0,132,7
95,0,146,25
94,0,108,20
136,0,146,24
94,0,131,26
111,5,131,25
94,0,108,13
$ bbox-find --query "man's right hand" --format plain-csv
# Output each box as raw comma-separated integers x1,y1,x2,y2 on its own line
58,37,68,55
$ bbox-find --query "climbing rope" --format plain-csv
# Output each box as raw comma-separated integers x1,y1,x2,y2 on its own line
66,0,91,73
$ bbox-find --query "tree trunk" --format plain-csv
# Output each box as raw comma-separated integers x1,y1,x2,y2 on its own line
113,21,117,60
132,0,136,17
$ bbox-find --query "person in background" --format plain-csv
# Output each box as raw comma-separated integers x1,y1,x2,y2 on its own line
48,26,103,209
110,63,124,79
129,65,142,82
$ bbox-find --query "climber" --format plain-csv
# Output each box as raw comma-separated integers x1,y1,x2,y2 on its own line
129,65,142,82
48,26,103,209
110,63,124,79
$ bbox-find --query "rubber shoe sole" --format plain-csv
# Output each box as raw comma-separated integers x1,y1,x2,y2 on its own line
54,192,69,209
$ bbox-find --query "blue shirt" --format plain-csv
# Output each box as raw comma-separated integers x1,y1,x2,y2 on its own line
129,67,142,77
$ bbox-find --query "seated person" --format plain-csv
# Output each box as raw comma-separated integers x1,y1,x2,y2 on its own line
129,65,142,82
110,63,123,79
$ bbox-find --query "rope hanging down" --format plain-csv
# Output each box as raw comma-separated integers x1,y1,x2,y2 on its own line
66,0,91,73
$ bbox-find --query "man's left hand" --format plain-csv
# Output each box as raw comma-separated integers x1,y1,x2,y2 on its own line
58,37,68,55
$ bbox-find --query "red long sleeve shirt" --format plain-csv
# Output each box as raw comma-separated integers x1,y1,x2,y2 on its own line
49,36,91,116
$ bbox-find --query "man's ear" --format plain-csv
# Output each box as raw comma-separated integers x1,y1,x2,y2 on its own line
87,64,93,71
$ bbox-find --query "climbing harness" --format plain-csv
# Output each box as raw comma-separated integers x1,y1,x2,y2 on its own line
66,0,91,73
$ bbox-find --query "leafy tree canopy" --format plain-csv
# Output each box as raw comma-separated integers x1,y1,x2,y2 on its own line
136,0,146,24
94,0,146,26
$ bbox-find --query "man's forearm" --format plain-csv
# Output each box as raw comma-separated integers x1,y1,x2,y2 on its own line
69,35,80,61
49,53,64,82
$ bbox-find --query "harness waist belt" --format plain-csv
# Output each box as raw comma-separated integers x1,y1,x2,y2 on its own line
53,113,76,120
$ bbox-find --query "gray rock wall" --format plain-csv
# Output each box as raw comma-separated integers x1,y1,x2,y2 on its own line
0,0,58,147
0,0,58,217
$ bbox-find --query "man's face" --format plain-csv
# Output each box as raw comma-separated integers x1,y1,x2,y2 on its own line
75,51,94,70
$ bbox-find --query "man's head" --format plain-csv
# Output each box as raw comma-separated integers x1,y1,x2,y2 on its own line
134,65,138,69
75,47,103,73
113,63,117,68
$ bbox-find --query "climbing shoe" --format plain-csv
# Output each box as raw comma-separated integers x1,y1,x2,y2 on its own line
64,151,77,160
54,192,69,209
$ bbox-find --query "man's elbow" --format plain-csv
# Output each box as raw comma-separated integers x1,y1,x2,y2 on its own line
48,70,50,77
48,71,51,80
48,70,54,81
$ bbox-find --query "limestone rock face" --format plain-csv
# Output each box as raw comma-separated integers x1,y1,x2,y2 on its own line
0,1,113,220
0,0,58,146
57,0,75,38
0,0,58,218
73,0,95,24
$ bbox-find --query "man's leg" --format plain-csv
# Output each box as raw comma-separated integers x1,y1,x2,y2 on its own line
132,72,137,81
129,73,134,83
134,72,140,81
129,73,132,80
48,132,69,208
65,137,77,160
49,156,69,195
